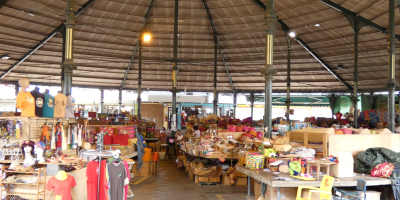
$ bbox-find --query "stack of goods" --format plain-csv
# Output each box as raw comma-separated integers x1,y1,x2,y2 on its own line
225,166,238,185
197,166,222,178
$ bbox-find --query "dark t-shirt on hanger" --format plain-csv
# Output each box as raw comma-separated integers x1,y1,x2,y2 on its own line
30,90,44,117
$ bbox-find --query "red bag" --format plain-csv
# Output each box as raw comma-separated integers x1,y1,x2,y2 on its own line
112,134,129,145
371,162,394,178
103,135,113,145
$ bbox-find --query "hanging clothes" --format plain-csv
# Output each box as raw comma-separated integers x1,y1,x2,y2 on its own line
54,124,63,150
122,161,131,200
67,125,71,146
87,159,108,200
77,124,83,147
15,120,21,138
107,162,128,200
7,120,14,137
51,125,56,150
40,125,51,150
72,125,78,149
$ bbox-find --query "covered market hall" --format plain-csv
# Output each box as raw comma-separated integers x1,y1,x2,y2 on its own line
0,0,400,199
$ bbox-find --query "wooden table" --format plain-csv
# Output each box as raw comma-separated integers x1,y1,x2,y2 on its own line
236,166,391,200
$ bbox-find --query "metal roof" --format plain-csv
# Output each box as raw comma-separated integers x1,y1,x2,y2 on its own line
0,0,398,93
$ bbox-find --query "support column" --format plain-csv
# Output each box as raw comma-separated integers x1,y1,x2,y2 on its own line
61,0,77,95
100,89,104,113
213,42,218,115
15,84,19,112
388,0,397,132
250,93,255,119
369,92,375,110
352,19,362,128
171,0,179,130
285,36,292,123
137,39,142,119
177,103,182,130
263,0,276,138
329,94,336,118
233,91,237,118
118,89,122,114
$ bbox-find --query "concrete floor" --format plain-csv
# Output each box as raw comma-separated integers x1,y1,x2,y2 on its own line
129,159,249,200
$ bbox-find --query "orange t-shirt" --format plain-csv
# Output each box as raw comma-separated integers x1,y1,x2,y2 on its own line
16,92,35,117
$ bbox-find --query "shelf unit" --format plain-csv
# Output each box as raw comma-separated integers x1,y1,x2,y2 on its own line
0,167,47,200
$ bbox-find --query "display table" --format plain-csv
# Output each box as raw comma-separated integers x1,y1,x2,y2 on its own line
236,166,391,200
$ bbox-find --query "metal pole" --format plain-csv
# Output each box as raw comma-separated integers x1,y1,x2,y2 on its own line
329,94,336,118
118,89,122,114
250,93,255,119
15,84,18,112
353,21,359,128
369,92,375,110
177,103,182,130
213,42,218,115
388,0,397,132
61,0,77,95
100,89,104,113
285,38,292,123
233,91,237,118
137,39,142,119
263,0,276,138
172,0,179,130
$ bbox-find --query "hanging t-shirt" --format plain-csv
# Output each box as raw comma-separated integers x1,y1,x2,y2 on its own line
54,93,68,118
107,162,128,200
30,90,44,117
65,95,75,118
43,93,55,118
334,113,342,120
87,160,108,200
122,161,131,200
16,92,35,117
46,176,76,200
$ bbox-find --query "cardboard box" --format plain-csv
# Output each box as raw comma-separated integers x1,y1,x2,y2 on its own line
265,186,297,200
331,152,354,178
198,176,221,183
222,174,231,185
301,189,321,200
236,177,247,186
189,169,194,180
137,161,151,177
254,180,261,200
195,175,199,183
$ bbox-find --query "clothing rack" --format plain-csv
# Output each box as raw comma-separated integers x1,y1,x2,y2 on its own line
81,150,116,200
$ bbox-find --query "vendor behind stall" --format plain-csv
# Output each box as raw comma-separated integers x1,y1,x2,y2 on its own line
175,130,184,150
193,126,201,138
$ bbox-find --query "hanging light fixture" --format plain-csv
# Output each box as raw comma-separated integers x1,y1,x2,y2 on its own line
289,32,296,38
143,33,151,42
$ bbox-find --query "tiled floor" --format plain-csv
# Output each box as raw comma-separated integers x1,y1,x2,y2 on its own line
129,159,249,200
